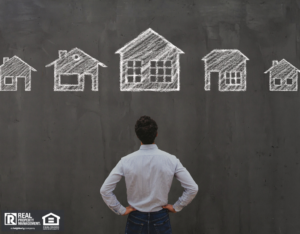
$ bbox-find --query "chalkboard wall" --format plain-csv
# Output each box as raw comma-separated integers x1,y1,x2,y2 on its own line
1,0,300,233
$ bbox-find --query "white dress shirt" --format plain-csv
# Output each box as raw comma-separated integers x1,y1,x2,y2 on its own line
100,144,198,215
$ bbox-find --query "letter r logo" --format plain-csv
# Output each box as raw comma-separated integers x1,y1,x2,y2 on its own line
4,213,17,225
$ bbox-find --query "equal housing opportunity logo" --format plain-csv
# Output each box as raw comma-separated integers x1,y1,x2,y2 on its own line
42,213,60,230
1,211,63,231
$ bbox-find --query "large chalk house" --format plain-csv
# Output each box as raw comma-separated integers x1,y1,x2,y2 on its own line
116,28,184,92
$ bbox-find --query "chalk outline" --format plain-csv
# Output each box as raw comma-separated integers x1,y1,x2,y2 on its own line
0,56,37,91
116,28,184,92
265,59,299,92
46,47,107,91
202,49,249,92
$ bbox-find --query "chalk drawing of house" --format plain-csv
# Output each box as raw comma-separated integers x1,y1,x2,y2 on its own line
116,28,184,92
0,56,36,91
264,59,299,91
202,49,249,91
42,213,60,226
46,48,107,91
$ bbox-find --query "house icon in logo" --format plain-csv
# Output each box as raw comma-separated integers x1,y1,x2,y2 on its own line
42,213,60,226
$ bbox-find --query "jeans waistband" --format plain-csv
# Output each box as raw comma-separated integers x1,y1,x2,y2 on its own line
132,208,168,214
128,208,169,223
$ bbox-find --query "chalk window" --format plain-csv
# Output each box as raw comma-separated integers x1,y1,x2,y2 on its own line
274,79,281,85
149,60,172,82
60,74,79,85
226,71,241,85
4,76,13,85
126,60,142,83
286,78,293,85
73,54,80,61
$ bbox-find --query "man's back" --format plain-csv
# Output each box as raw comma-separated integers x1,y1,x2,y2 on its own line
100,144,198,215
100,116,198,234
122,144,178,212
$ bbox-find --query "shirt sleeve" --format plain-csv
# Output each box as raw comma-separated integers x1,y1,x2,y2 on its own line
172,158,199,212
100,159,127,215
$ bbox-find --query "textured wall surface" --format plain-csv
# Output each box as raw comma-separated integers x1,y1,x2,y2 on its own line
0,0,300,233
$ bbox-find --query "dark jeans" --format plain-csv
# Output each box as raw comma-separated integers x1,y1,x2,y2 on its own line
125,208,172,234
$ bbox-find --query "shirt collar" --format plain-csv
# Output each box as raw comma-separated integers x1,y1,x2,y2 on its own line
139,144,158,150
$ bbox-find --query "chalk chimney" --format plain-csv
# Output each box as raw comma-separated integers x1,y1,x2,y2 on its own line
272,60,278,66
59,50,67,58
3,57,9,64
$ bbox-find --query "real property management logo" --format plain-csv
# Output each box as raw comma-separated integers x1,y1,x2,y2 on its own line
1,211,63,231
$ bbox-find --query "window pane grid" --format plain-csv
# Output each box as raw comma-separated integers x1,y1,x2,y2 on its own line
126,60,142,83
225,71,241,85
150,60,172,83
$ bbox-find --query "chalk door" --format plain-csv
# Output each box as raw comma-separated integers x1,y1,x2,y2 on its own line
210,72,219,91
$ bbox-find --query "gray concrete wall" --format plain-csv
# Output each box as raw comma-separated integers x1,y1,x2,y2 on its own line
0,0,300,233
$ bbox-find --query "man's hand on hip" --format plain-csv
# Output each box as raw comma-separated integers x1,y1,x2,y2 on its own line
162,204,176,213
122,206,136,216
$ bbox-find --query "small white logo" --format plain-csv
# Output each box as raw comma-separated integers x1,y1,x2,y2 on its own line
4,213,17,225
42,213,60,226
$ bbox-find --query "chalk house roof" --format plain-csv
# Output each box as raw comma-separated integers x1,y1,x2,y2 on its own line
0,56,36,71
115,28,184,54
46,47,107,68
265,59,299,74
202,49,249,61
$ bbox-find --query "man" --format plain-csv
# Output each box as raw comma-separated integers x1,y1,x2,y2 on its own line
100,116,198,234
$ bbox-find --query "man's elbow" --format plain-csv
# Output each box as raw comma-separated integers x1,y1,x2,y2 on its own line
191,184,199,195
100,186,107,196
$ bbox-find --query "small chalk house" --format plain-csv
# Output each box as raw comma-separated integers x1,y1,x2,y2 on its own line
202,49,249,91
0,56,36,91
46,48,107,91
42,213,60,225
116,28,184,92
264,59,299,91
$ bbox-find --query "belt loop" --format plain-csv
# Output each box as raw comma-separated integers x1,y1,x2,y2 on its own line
148,212,150,234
